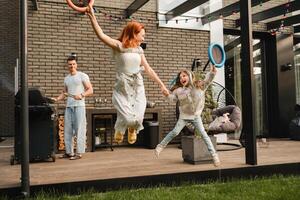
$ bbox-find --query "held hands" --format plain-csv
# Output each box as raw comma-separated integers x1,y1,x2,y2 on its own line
160,85,170,97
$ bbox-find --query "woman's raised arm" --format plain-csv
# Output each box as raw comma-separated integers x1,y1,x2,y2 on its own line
86,5,120,50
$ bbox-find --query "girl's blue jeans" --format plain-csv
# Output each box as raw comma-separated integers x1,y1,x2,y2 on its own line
159,116,216,155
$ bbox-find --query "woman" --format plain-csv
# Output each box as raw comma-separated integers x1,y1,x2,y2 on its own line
86,6,169,144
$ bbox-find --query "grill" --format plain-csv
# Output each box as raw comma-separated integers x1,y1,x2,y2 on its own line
11,87,56,164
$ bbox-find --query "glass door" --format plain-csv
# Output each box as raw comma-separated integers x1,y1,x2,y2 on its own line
224,35,267,138
294,42,300,104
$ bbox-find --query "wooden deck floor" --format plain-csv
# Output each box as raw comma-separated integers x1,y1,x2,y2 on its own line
0,138,299,190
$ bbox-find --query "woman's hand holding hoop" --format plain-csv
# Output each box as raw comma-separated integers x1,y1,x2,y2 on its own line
85,3,95,17
66,0,94,13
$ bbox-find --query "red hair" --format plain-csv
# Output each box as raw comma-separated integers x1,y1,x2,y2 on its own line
118,21,145,48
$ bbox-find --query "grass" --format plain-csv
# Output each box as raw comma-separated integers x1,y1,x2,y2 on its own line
1,175,300,200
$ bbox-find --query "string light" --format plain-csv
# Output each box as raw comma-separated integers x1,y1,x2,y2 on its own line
95,1,288,35
94,7,229,24
273,1,291,33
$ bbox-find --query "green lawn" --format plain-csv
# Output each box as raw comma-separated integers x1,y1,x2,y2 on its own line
2,175,300,200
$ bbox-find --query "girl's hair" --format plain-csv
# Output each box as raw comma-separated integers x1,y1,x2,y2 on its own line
170,69,195,91
118,21,145,48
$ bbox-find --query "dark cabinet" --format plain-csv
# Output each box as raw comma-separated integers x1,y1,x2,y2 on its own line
92,114,114,151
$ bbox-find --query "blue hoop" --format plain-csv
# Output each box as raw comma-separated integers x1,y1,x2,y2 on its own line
208,43,226,68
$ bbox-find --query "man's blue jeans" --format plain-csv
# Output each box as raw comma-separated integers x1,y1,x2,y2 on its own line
64,106,86,154
159,116,216,155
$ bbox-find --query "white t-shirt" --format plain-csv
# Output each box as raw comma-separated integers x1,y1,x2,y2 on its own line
64,71,90,107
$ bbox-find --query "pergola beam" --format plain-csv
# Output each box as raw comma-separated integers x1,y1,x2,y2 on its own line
236,1,300,27
201,0,271,25
225,37,241,52
165,0,209,21
267,14,300,30
125,0,149,18
226,41,261,60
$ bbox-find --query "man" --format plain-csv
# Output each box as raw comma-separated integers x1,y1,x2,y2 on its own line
53,54,93,160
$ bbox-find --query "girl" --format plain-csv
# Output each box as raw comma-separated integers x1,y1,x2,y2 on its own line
155,65,220,167
86,6,169,144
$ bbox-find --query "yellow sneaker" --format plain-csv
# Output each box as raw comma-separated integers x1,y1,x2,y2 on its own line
127,127,137,144
114,131,124,144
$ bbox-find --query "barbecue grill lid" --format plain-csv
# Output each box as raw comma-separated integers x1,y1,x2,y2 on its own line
15,87,48,105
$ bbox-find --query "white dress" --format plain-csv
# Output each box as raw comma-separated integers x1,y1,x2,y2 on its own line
112,45,146,134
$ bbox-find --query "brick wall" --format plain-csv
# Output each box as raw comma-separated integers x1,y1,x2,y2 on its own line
0,1,19,136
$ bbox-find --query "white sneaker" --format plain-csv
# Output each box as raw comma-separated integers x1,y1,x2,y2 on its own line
154,144,164,158
212,153,221,167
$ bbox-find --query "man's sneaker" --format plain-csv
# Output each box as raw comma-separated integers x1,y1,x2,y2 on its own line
154,144,164,158
212,153,221,167
59,153,74,159
69,154,82,160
